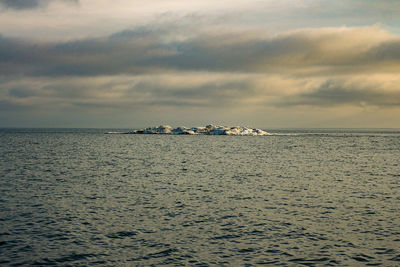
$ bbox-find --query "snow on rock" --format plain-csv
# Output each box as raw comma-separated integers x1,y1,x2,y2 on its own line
125,125,272,136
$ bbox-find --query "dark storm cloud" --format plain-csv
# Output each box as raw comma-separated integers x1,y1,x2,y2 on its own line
279,80,400,107
0,0,78,10
0,26,399,77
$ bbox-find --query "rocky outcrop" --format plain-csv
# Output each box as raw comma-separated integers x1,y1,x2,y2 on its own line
125,125,272,136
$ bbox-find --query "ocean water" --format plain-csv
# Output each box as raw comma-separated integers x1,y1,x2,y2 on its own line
0,128,399,266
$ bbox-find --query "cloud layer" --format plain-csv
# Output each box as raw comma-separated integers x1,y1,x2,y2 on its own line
0,1,400,127
1,25,399,77
0,0,78,10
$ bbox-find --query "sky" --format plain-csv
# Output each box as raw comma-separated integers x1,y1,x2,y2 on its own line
0,0,400,128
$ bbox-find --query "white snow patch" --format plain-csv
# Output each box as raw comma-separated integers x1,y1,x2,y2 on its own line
122,125,273,136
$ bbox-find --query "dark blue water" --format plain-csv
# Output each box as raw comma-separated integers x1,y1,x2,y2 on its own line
1,128,399,266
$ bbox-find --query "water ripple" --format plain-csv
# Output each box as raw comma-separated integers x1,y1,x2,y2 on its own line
0,129,399,265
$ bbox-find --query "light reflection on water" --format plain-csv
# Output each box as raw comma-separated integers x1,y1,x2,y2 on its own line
0,129,399,266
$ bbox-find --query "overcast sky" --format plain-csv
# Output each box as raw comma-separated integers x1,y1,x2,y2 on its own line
1,0,400,128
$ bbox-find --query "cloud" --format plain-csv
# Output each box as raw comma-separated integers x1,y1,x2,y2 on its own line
0,0,40,10
2,72,400,113
0,73,259,110
1,25,400,78
0,0,78,10
1,0,400,43
1,24,400,127
1,72,400,128
279,78,400,107
1,25,400,110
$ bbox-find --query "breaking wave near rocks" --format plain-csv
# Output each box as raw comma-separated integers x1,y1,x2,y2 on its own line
106,125,273,136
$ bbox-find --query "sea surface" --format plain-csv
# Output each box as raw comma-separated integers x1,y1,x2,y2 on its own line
0,128,399,266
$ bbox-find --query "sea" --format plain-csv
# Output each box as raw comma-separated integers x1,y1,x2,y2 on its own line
0,128,399,266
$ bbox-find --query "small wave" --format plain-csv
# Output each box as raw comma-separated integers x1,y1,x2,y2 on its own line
211,234,241,240
288,257,331,263
130,248,179,261
32,253,97,265
106,231,137,239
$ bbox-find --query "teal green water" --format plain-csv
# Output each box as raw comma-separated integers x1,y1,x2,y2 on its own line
0,129,399,266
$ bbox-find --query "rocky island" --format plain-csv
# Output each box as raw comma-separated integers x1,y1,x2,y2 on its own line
106,125,272,136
